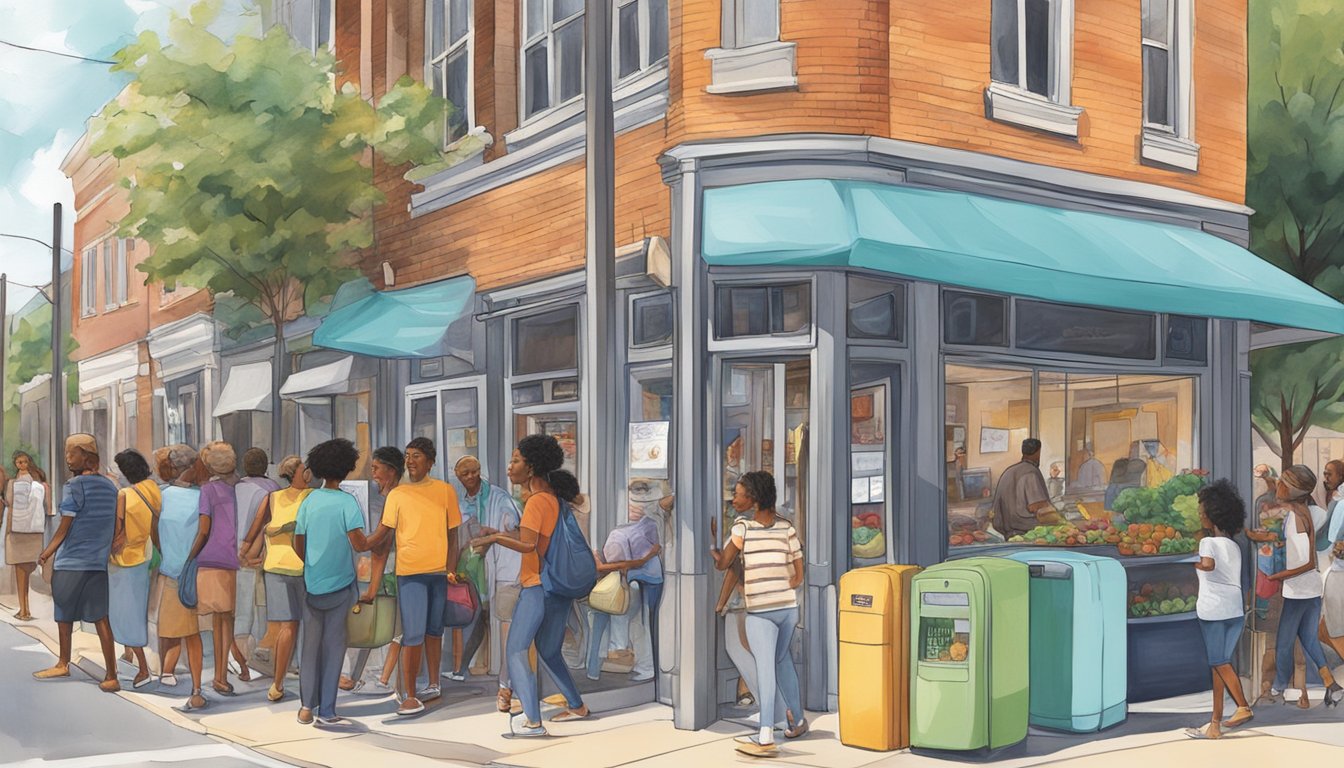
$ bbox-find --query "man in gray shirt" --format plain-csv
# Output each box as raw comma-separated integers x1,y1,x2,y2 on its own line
990,439,1061,539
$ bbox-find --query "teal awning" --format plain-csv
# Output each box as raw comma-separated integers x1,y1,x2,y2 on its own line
313,275,476,359
702,180,1344,334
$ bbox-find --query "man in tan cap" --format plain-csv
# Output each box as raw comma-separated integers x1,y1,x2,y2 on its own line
33,434,122,692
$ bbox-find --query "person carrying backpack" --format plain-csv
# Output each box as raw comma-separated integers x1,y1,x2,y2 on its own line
475,434,594,737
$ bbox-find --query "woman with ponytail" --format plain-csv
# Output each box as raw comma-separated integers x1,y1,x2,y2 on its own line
475,434,590,737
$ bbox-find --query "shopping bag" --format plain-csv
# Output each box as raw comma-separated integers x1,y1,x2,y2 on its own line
347,591,398,648
443,578,480,629
10,480,45,533
541,499,598,600
588,571,630,615
178,558,199,609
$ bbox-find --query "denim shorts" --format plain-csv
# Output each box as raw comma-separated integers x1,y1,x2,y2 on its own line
397,573,447,647
1198,616,1244,666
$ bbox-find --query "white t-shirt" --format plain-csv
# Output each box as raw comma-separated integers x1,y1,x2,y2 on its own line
1283,513,1324,600
1196,536,1243,621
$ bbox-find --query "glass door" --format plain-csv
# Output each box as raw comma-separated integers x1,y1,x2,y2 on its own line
849,362,900,568
405,379,487,481
717,358,811,718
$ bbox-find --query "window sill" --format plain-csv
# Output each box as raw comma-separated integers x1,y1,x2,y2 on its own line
1140,129,1200,172
410,65,669,218
404,127,494,186
983,83,1083,138
704,41,798,95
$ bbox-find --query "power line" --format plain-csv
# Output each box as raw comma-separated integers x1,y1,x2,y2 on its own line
0,233,75,256
0,39,116,66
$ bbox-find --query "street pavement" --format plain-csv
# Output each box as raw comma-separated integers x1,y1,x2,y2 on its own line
0,620,294,768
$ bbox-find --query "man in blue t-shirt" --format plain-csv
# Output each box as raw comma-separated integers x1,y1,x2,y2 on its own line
34,434,122,692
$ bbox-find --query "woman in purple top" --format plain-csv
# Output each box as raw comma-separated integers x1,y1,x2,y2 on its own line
186,441,242,695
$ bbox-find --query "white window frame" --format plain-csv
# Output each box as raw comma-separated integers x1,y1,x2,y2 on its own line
519,0,586,124
1140,0,1199,170
613,0,669,83
705,0,795,95
984,0,1083,138
425,0,475,147
80,247,97,317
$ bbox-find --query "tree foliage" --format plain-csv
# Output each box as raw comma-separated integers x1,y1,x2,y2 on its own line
87,0,451,331
1250,337,1344,469
1248,0,1344,300
7,303,80,406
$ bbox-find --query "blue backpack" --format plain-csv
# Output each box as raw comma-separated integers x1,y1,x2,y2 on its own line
541,498,598,600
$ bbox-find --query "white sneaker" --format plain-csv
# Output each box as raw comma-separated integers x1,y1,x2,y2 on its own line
416,685,442,701
352,679,395,697
630,670,654,682
510,713,547,738
441,671,467,682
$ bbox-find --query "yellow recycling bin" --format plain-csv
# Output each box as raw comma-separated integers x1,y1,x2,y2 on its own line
839,564,921,751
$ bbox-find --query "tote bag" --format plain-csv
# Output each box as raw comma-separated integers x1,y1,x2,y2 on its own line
588,571,630,615
540,499,598,600
10,480,46,534
443,578,480,629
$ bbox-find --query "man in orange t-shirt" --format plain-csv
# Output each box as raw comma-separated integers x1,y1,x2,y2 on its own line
366,437,461,716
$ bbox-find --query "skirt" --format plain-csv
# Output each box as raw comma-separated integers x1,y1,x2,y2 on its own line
197,567,237,615
108,562,151,646
5,530,42,565
156,575,199,639
1324,570,1344,637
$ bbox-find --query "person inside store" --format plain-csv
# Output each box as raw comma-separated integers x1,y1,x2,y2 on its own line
1047,462,1065,503
1075,444,1106,490
989,438,1062,540
362,437,462,716
586,480,664,685
446,455,521,699
108,449,162,689
710,470,807,759
4,450,50,622
240,455,311,702
32,434,122,693
945,445,967,500
1258,465,1342,707
475,433,591,737
187,441,245,696
1185,479,1253,740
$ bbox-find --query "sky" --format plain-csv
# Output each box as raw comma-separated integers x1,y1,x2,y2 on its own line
0,0,258,312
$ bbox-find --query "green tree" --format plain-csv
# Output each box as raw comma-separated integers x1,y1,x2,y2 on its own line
1248,0,1344,300
89,1,463,453
1250,337,1344,470
7,303,80,407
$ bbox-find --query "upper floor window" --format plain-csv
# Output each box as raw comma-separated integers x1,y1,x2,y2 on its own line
1140,0,1197,169
724,0,776,49
615,0,669,80
80,247,97,317
427,0,473,144
101,238,128,311
985,0,1081,137
521,0,584,122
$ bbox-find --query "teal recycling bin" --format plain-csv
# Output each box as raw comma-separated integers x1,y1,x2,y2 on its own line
1006,551,1127,732
910,557,1029,753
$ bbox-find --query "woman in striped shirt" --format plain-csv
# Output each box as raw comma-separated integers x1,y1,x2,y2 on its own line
710,470,806,758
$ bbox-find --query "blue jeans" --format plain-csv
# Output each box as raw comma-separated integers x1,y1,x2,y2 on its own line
744,607,803,732
300,583,356,718
587,580,663,680
1275,596,1328,689
397,573,447,647
508,586,585,724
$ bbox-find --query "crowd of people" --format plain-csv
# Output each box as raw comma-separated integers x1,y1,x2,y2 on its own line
0,427,813,757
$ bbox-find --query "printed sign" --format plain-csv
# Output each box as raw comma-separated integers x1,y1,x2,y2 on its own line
630,421,670,470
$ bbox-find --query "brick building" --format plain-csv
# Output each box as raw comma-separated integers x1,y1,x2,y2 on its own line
273,0,1338,730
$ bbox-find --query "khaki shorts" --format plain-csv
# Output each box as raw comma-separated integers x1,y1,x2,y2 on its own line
197,567,237,615
157,575,199,639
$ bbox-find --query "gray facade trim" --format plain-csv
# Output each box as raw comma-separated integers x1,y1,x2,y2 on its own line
658,134,1252,230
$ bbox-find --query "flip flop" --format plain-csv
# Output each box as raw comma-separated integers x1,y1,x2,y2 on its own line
212,681,236,696
1184,725,1220,740
133,673,154,689
180,694,208,712
550,708,591,723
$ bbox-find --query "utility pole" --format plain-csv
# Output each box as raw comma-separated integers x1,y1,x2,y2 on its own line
583,0,618,543
50,204,64,505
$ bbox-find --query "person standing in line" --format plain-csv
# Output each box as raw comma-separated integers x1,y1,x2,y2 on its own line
477,434,591,736
710,470,806,758
4,450,50,621
155,446,208,709
241,455,311,702
108,449,161,689
1185,479,1253,740
363,437,462,716
187,442,246,695
234,448,280,667
32,434,122,693
1319,479,1344,683
293,438,373,726
1261,465,1343,707
347,446,406,696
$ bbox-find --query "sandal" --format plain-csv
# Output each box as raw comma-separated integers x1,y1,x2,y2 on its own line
1184,724,1220,740
785,717,809,739
236,663,252,683
182,691,208,712
133,672,154,689
1223,706,1253,728
550,707,591,723
737,692,755,707
212,681,236,696
268,684,285,702
497,686,513,713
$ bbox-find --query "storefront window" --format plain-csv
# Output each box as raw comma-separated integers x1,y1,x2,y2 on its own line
943,291,1007,347
514,411,579,476
631,293,674,347
850,361,898,567
719,360,809,541
847,277,905,342
714,283,811,339
1165,315,1208,364
947,364,1198,553
513,305,579,376
1016,301,1157,360
410,395,436,442
441,388,479,470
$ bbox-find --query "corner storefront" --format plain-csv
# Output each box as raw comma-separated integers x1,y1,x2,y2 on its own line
656,135,1344,730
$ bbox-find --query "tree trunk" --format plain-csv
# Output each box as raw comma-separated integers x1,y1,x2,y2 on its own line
271,327,285,462
1279,420,1296,472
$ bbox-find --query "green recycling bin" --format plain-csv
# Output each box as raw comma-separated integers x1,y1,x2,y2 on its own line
910,557,1029,753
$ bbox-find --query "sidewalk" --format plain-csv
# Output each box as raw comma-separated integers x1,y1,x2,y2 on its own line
4,586,1344,768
